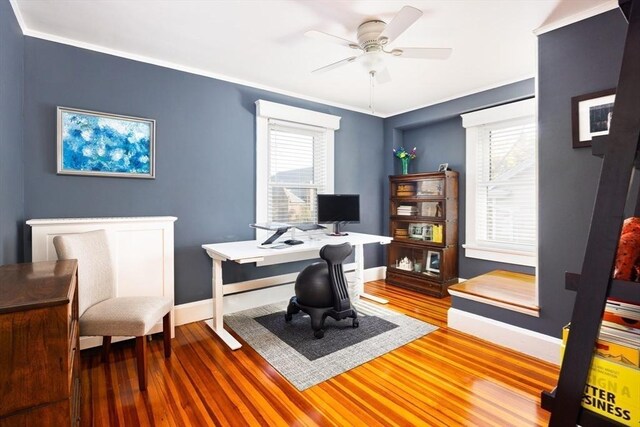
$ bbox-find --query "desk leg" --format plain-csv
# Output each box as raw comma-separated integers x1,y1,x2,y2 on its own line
204,258,242,350
354,243,389,304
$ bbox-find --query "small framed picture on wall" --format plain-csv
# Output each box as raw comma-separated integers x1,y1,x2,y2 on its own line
571,89,615,149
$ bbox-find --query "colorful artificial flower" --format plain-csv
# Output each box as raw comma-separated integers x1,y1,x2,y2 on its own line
393,147,417,159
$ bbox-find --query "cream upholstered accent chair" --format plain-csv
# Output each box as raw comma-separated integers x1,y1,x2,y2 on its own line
53,229,173,391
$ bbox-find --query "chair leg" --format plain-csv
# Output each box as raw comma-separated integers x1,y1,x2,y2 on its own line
135,336,147,391
163,312,171,358
101,336,112,363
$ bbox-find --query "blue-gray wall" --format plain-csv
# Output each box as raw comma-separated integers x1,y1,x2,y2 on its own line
384,80,536,280
534,9,627,336
22,38,384,305
0,0,24,265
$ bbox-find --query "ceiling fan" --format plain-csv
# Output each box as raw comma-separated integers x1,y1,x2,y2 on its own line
305,5,453,85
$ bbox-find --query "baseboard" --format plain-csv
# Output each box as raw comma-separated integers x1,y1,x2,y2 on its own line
364,266,386,282
447,308,561,365
174,266,387,326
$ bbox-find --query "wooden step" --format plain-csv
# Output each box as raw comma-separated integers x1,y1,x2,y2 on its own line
448,270,539,316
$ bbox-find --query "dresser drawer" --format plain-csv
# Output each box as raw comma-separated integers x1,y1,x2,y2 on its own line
0,260,79,425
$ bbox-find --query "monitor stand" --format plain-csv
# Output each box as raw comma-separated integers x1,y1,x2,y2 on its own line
328,222,348,236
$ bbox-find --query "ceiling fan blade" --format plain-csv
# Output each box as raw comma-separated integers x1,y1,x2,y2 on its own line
378,6,423,45
391,47,453,59
304,30,360,49
375,67,392,84
312,56,359,73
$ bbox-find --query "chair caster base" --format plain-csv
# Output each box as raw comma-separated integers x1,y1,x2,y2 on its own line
353,318,359,328
284,313,292,322
314,329,325,339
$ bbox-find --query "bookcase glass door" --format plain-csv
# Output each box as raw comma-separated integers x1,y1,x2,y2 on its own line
392,178,445,198
394,200,444,218
388,244,443,281
391,220,445,245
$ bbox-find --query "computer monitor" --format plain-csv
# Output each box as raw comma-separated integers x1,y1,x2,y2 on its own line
317,194,360,236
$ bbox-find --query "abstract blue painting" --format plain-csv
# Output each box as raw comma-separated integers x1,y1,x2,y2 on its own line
57,107,155,178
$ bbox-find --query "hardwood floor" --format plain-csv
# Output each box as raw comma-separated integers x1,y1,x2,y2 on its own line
80,281,559,426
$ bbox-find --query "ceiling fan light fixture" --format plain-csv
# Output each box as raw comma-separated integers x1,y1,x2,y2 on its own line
360,51,385,73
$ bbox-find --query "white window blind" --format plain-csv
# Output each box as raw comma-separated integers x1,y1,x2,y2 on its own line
267,120,328,225
255,100,339,254
476,117,537,251
461,98,537,266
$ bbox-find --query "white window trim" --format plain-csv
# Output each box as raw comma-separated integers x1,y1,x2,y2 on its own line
461,98,537,267
255,100,339,246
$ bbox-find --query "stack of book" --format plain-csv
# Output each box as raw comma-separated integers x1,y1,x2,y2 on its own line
397,205,418,216
562,298,640,426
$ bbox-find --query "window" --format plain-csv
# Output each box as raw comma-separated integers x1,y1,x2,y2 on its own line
255,100,340,242
461,98,537,266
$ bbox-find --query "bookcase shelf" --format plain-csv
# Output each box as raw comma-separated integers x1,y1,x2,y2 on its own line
565,272,640,302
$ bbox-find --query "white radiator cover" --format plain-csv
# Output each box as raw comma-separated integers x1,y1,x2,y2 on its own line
27,216,177,349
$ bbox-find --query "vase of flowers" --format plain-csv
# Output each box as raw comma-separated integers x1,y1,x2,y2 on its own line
393,147,417,175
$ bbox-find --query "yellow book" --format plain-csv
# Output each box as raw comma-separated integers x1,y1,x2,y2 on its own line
433,224,443,243
562,323,640,367
561,345,640,426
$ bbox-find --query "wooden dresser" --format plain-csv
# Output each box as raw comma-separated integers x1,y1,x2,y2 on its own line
0,260,80,426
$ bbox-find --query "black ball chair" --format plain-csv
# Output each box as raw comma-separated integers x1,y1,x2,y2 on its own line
285,242,358,338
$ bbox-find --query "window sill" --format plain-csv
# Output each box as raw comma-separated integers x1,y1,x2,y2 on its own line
462,244,536,267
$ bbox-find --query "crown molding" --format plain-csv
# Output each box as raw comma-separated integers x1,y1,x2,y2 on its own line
533,0,618,35
9,0,27,34
18,27,384,118
386,74,535,119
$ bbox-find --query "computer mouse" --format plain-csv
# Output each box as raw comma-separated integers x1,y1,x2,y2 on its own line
284,239,303,245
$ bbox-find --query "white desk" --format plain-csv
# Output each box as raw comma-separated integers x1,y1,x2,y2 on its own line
202,232,392,350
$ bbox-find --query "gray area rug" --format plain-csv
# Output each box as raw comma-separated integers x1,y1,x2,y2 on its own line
225,300,437,390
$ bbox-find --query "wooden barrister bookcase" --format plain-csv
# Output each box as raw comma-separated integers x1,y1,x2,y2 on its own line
386,171,459,297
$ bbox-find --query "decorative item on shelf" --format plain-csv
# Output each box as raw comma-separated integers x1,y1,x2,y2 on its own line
408,223,426,239
421,202,442,217
417,179,443,196
393,146,417,175
613,216,640,281
396,257,413,271
438,163,449,172
394,228,408,239
396,183,416,197
413,260,422,272
426,251,441,273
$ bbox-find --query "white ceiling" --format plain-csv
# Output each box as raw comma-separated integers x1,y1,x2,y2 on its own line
13,0,615,117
